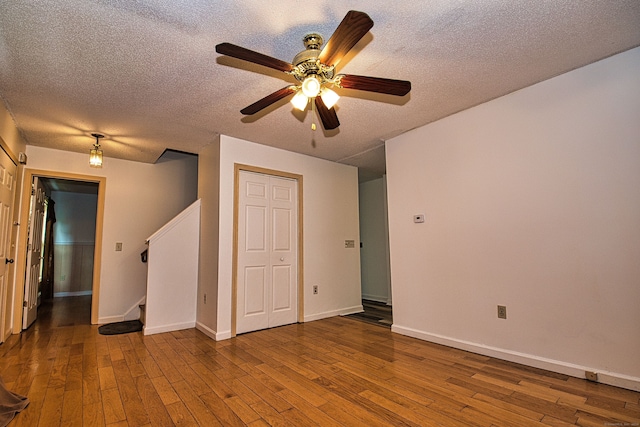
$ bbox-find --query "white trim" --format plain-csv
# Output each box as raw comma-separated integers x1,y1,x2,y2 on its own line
392,324,640,392
143,321,196,336
98,296,145,324
196,321,231,341
53,291,92,297
98,315,124,324
196,322,216,339
305,305,363,322
147,199,201,242
216,330,232,340
123,296,146,321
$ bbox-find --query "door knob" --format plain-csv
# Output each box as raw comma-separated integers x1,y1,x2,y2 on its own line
280,257,284,261
6,258,14,264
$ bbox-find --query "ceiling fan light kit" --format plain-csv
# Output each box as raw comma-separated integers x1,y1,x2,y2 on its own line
215,10,411,131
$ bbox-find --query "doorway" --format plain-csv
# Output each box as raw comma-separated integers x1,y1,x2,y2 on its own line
232,164,304,336
13,170,105,332
358,176,393,321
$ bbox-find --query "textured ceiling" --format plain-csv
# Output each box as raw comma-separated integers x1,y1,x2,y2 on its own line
1,1,639,181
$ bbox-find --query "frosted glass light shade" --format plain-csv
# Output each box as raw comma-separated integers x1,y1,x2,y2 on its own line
290,91,309,111
320,88,340,109
301,76,321,97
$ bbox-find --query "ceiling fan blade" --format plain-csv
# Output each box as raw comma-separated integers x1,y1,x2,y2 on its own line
216,42,294,73
336,74,411,96
240,86,296,115
318,10,374,67
315,97,340,130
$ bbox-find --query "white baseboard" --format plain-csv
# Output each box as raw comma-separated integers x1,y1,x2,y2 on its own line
392,324,640,392
98,315,125,324
305,305,363,322
53,291,92,297
195,321,231,341
143,321,195,336
216,330,232,340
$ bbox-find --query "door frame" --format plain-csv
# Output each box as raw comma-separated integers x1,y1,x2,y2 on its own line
13,169,106,330
231,163,304,337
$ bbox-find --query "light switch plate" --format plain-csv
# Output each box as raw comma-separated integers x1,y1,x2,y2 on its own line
414,214,425,223
345,240,355,248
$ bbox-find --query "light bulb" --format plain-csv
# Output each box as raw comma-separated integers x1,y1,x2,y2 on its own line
290,91,308,111
320,88,340,109
301,75,321,98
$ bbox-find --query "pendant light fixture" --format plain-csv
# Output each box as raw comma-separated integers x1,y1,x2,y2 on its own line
89,133,104,168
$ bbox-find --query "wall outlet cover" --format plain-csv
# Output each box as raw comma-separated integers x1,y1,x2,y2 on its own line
497,305,507,319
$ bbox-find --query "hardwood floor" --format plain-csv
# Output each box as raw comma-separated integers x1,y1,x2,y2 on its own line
1,296,638,426
346,300,393,327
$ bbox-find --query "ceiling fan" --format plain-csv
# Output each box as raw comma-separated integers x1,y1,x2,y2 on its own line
215,10,411,131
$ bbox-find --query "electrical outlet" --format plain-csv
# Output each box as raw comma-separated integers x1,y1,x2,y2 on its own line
313,285,318,295
115,242,123,251
497,305,507,319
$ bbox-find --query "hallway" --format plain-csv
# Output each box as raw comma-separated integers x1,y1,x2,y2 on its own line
33,295,92,330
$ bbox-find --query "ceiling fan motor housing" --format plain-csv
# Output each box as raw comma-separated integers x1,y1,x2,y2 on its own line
291,33,335,84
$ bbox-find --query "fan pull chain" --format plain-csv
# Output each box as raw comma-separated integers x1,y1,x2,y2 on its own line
311,99,317,131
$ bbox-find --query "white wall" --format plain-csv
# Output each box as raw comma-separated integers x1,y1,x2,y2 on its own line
145,200,200,335
51,191,97,295
24,146,198,322
359,177,391,303
197,135,362,340
386,47,640,391
196,136,220,333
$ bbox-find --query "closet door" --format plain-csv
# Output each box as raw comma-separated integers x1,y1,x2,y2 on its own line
236,171,297,334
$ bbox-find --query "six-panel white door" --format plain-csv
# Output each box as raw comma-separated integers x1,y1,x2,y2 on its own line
237,171,297,334
0,149,16,342
22,176,45,330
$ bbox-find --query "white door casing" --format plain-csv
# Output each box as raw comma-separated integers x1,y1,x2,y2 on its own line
23,176,45,330
236,170,298,334
0,149,16,343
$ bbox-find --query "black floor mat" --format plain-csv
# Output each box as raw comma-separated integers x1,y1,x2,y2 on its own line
98,319,143,335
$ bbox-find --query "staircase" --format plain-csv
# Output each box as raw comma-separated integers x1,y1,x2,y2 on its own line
142,199,200,335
